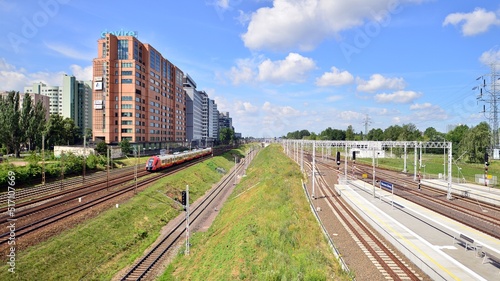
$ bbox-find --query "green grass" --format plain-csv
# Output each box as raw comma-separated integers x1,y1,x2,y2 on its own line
0,151,242,281
160,144,349,281
113,155,151,167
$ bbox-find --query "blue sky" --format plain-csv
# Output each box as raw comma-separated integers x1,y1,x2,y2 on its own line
1,0,500,138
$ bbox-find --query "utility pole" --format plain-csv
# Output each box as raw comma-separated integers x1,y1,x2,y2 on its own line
185,185,190,255
107,147,110,191
42,134,45,186
312,142,316,199
83,132,86,184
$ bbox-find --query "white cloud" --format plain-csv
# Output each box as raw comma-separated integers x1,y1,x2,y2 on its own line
227,53,316,85
326,95,343,102
70,65,92,81
339,110,364,121
479,48,500,65
0,58,92,92
234,100,259,115
443,8,500,36
228,58,257,85
375,90,421,103
257,53,316,84
409,102,432,110
242,0,424,51
262,101,302,117
44,42,94,61
410,102,448,120
316,67,354,86
236,10,252,25
216,0,230,9
356,74,406,93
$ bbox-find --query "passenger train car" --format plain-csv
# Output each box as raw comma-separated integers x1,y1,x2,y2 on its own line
145,147,212,171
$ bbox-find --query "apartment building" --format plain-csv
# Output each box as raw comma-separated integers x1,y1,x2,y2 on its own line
92,33,186,149
24,75,92,130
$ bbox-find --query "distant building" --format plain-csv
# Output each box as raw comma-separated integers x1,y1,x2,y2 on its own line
0,91,50,120
219,111,232,131
24,82,62,116
61,75,93,133
200,91,219,147
24,74,93,133
184,74,203,147
209,99,219,142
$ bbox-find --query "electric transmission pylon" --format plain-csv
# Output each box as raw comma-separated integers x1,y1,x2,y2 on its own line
475,63,500,149
362,114,371,140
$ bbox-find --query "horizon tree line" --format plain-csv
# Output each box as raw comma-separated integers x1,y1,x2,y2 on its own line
283,122,491,164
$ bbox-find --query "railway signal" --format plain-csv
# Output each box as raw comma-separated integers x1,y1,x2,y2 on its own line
336,151,341,166
181,190,187,208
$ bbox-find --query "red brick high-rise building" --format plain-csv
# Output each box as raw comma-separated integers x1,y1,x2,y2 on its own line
92,32,186,150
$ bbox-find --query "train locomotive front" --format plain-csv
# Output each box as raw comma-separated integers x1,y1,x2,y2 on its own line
145,156,160,171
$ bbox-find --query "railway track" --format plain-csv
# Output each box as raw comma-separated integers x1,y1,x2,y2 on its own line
0,164,140,208
0,155,212,246
304,160,423,280
119,150,253,280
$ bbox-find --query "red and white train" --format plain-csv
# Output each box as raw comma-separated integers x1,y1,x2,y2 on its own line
145,147,212,171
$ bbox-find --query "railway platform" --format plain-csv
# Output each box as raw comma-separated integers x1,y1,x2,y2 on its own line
422,179,500,206
334,180,500,281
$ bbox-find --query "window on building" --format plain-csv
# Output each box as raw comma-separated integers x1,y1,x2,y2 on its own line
117,40,129,60
102,42,107,58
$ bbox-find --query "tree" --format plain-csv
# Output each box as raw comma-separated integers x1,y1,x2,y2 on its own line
0,92,22,157
62,118,81,145
84,128,93,140
446,124,469,156
367,128,384,141
31,101,47,150
459,122,490,163
45,115,65,148
400,123,421,141
119,139,132,154
20,93,33,150
219,127,234,145
383,125,403,141
346,125,355,140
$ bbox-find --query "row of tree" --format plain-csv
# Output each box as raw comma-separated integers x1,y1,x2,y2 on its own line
0,91,87,157
284,122,491,163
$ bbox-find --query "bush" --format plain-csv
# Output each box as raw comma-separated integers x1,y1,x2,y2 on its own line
95,142,108,155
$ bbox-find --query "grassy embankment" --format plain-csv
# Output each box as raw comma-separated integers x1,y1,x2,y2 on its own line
160,144,351,281
0,148,246,280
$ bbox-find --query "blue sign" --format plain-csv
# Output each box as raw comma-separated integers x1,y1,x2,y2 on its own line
101,29,138,38
380,181,393,191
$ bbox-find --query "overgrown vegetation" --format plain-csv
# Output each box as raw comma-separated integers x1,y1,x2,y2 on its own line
0,152,113,189
161,144,349,280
